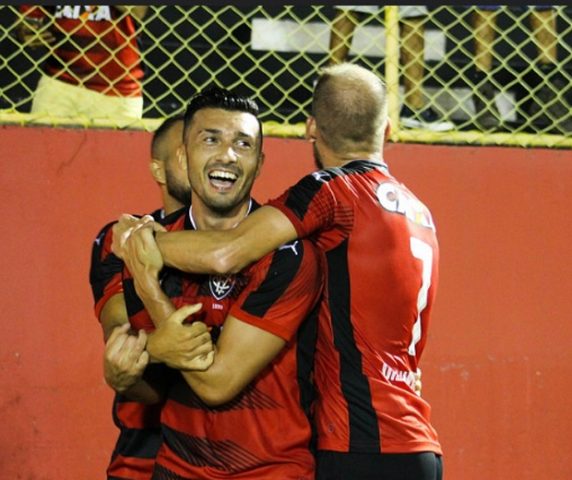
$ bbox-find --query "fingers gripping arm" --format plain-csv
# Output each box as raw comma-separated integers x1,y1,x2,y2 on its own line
179,314,286,406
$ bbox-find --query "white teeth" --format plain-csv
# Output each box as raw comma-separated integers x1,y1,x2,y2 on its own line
210,170,237,181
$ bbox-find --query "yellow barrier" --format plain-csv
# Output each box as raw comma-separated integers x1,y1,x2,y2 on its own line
1,5,571,148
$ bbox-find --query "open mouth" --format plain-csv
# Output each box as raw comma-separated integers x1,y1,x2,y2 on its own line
208,169,238,190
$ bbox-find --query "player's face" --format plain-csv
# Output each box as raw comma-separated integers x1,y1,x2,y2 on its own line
184,108,262,214
163,122,192,205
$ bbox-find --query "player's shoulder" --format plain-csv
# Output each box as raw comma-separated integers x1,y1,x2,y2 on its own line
263,238,321,273
92,219,117,247
92,207,167,240
244,238,321,294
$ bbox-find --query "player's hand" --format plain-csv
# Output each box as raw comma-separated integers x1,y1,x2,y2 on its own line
148,304,215,371
122,217,165,280
17,17,55,48
111,214,165,260
414,368,422,396
103,323,149,393
111,214,141,259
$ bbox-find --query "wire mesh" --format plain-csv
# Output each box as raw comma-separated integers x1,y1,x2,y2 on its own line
1,5,571,147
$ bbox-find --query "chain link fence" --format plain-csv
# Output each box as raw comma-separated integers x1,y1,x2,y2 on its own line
1,5,571,147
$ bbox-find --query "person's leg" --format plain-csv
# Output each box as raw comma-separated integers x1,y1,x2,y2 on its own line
398,7,453,132
31,75,81,116
472,7,501,131
400,17,425,111
328,8,360,65
473,8,496,74
31,75,142,119
530,8,557,66
76,88,143,119
527,7,571,133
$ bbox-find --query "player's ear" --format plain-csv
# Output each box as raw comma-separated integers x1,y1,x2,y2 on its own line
254,151,265,179
176,145,187,173
306,116,317,142
149,158,166,185
384,118,392,143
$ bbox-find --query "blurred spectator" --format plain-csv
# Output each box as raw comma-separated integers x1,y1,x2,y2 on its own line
329,5,454,132
17,5,148,119
472,6,572,133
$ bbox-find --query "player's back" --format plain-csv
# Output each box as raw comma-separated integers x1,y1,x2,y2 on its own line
268,160,441,455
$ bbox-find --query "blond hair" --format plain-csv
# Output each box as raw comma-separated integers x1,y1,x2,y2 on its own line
312,63,388,155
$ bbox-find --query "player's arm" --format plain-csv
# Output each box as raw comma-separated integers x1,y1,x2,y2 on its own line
121,223,215,371
91,224,166,402
179,238,323,406
112,206,299,275
98,292,170,403
100,293,128,341
179,312,286,406
91,219,194,359
103,323,165,404
113,174,334,276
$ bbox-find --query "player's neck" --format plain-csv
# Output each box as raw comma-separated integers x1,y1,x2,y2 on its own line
325,151,384,168
163,196,185,216
160,182,188,216
189,199,252,231
317,136,383,168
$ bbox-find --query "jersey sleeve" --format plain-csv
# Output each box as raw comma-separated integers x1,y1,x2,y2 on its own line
89,221,124,321
229,239,324,342
266,171,338,239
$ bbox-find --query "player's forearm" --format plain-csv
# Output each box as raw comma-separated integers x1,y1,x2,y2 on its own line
157,206,299,275
132,271,175,328
155,230,244,275
180,354,239,406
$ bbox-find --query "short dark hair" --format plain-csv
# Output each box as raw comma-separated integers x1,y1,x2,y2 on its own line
183,86,263,152
151,114,184,160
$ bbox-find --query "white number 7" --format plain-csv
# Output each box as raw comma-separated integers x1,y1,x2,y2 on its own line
408,237,433,356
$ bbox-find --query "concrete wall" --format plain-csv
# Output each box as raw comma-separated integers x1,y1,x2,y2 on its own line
1,125,570,479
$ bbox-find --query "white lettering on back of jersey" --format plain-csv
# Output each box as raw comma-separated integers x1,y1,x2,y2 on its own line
55,5,111,21
381,362,416,390
376,182,435,230
93,6,111,21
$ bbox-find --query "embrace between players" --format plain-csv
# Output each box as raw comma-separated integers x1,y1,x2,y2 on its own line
90,63,443,480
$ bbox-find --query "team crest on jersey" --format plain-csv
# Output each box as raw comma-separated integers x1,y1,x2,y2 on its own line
209,275,236,301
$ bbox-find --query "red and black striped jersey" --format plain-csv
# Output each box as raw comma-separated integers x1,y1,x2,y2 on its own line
89,207,182,480
123,205,324,479
267,160,442,455
20,5,143,96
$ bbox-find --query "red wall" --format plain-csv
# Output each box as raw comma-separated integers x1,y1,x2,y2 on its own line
1,125,571,479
